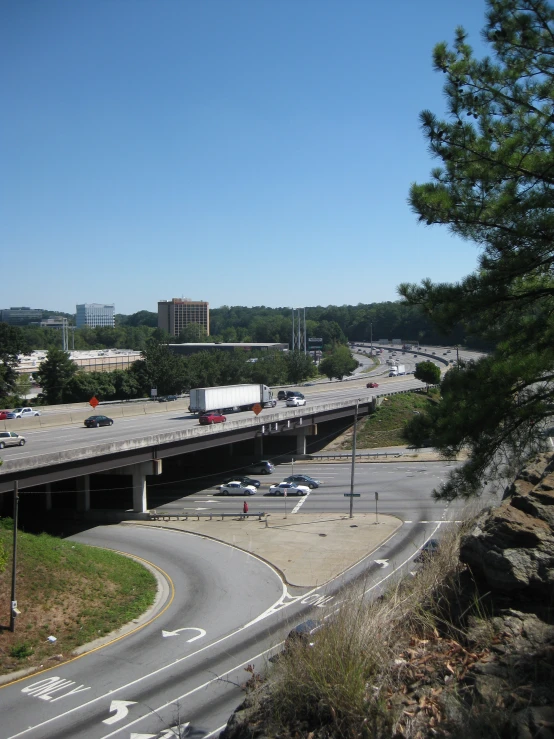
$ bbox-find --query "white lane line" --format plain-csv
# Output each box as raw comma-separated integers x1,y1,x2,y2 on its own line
291,492,311,513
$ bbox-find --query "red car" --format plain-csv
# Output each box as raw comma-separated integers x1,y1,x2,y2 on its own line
199,412,227,425
0,411,15,420
367,382,379,388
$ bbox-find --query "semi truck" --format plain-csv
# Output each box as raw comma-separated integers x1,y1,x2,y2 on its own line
389,364,406,377
189,384,276,414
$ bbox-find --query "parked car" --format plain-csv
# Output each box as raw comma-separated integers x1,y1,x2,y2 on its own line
0,411,16,420
216,481,256,496
84,415,114,428
366,382,379,388
220,475,261,488
12,407,40,418
199,412,227,425
284,474,320,488
414,539,440,563
0,431,26,448
244,460,275,475
268,482,309,496
286,396,307,407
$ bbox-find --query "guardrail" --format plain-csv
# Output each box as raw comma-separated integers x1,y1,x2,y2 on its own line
148,510,267,522
309,451,401,460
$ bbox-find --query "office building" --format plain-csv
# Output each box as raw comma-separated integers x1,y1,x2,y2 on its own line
158,298,209,337
76,303,115,329
1,307,43,325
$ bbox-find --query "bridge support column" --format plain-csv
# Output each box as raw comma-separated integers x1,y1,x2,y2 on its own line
295,428,308,456
45,483,52,511
254,434,263,458
76,475,90,512
127,460,162,513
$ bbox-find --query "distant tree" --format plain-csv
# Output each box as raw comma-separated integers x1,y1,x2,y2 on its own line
319,346,358,381
285,351,317,384
0,323,25,398
36,348,78,404
131,340,187,396
414,361,441,392
177,323,209,343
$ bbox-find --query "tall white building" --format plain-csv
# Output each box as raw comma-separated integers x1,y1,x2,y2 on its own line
76,303,115,328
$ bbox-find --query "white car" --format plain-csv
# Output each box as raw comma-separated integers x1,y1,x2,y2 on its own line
0,431,26,448
286,397,306,407
217,481,257,496
268,482,310,496
12,407,41,418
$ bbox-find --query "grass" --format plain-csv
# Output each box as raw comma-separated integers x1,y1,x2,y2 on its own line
0,519,157,676
340,389,440,449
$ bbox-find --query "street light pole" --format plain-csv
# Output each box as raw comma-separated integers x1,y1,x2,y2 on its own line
10,481,19,632
370,322,373,355
349,400,359,518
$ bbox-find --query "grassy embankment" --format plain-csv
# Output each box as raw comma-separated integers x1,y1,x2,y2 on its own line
0,519,157,676
340,389,440,449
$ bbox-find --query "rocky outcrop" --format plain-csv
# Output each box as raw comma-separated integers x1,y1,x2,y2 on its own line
460,452,554,596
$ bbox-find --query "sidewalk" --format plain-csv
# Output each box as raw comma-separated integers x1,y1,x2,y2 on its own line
128,512,403,587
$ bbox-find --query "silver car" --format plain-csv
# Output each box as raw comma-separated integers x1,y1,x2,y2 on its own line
0,431,26,448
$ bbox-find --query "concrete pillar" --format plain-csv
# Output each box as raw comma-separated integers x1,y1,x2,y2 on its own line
254,434,263,458
296,429,307,456
132,467,148,513
76,475,91,512
45,483,52,511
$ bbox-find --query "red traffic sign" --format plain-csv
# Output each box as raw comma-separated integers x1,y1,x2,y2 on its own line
89,396,99,409
252,403,262,416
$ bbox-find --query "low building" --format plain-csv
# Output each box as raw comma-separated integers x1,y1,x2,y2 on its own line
1,307,43,325
167,342,288,356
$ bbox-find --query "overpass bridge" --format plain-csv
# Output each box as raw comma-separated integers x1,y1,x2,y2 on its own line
0,395,378,513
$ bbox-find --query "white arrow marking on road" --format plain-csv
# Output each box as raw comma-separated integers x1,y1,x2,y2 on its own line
130,734,157,739
102,699,137,724
161,627,207,642
374,559,390,568
160,725,189,738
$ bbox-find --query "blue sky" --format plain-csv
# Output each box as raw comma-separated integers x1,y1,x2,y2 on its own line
2,0,489,316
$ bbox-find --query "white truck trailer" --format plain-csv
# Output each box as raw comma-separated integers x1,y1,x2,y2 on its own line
189,384,276,414
388,364,406,377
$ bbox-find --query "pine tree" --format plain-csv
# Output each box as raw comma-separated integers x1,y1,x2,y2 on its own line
399,0,554,498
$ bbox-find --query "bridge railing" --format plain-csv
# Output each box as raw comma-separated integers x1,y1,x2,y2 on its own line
148,510,266,522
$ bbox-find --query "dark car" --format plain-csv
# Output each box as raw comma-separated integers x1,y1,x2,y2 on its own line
158,395,178,402
277,390,288,401
220,475,261,488
284,474,321,489
84,415,114,428
366,382,379,388
414,538,440,563
199,412,226,425
285,391,304,399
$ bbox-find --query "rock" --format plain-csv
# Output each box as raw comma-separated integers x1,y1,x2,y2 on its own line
460,452,554,596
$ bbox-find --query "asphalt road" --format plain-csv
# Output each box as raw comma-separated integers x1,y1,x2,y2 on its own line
0,460,488,739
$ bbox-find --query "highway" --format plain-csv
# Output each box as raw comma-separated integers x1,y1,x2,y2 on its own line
0,459,482,739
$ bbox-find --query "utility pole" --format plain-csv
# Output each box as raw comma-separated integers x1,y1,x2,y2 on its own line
303,307,307,355
370,322,373,355
349,400,359,518
297,308,301,353
292,309,295,351
10,481,20,632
